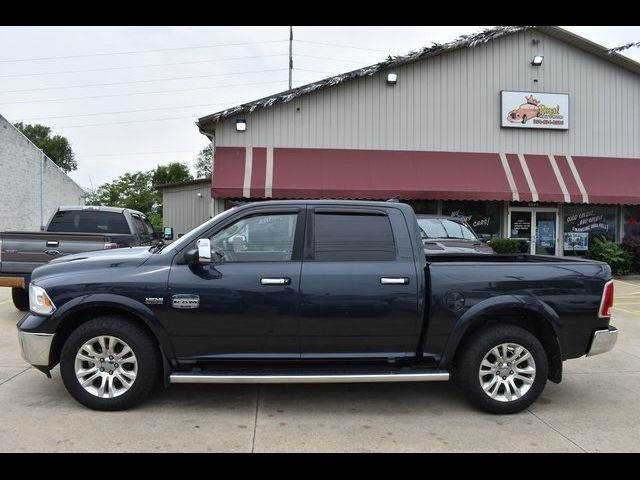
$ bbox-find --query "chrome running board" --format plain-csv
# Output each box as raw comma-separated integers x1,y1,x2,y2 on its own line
169,371,449,384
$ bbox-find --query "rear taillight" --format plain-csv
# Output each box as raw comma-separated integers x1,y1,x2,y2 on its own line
104,242,118,250
598,280,614,318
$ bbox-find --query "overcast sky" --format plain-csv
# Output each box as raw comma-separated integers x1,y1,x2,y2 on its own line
1,26,639,190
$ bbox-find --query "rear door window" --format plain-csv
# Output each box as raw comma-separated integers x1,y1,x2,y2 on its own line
313,212,396,261
47,211,130,234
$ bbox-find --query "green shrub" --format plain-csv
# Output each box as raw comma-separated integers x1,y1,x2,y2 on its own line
487,238,519,254
587,238,632,275
621,235,640,273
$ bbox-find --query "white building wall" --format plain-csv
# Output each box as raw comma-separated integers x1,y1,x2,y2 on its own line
214,29,640,159
0,114,86,231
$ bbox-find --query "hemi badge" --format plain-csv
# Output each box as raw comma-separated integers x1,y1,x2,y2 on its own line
172,294,200,309
145,297,164,305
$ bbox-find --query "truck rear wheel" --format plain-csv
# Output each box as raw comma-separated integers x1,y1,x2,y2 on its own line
454,325,548,414
60,316,159,411
11,287,29,311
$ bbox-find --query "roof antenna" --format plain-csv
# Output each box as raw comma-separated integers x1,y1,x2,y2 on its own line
288,26,293,90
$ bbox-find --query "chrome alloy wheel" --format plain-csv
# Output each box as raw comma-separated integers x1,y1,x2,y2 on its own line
74,336,138,398
478,343,536,402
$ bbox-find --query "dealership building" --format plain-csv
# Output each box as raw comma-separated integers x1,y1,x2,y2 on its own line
194,26,640,256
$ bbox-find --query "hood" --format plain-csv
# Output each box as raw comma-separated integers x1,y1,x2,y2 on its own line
31,246,153,281
423,239,495,254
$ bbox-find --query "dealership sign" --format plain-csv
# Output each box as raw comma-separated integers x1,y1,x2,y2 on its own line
501,91,569,130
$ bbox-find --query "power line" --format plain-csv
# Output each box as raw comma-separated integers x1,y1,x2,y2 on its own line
0,79,287,105
79,149,202,158
295,68,340,76
295,53,382,64
0,68,288,93
20,100,251,121
0,53,289,79
294,39,400,54
0,39,288,63
51,115,204,129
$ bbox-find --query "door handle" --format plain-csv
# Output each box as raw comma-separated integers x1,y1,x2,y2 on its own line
46,241,59,247
380,277,409,285
260,278,291,285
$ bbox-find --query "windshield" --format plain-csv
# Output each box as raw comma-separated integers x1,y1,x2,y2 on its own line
417,218,477,240
158,207,238,254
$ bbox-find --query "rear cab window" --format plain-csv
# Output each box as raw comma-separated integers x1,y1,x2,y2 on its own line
47,210,131,234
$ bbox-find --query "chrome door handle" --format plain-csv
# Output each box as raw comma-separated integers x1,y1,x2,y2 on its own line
261,278,291,285
380,277,409,285
46,241,59,247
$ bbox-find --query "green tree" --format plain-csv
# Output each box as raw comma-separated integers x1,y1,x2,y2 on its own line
86,162,196,231
194,145,212,178
88,171,157,214
151,161,192,186
14,122,77,173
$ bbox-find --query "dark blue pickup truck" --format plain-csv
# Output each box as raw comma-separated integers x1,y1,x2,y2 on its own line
17,200,617,413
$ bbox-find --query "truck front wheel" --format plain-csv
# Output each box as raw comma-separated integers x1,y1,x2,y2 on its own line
60,316,160,411
454,325,548,414
11,287,29,311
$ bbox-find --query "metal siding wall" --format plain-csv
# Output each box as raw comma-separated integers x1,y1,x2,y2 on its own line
214,30,640,158
162,183,212,237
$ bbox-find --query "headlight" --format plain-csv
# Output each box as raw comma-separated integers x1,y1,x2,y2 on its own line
29,284,56,315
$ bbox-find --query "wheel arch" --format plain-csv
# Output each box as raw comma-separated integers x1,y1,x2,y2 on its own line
440,296,564,383
49,295,174,383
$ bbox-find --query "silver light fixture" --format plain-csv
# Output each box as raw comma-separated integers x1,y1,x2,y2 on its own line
235,119,247,132
531,55,544,66
386,73,398,85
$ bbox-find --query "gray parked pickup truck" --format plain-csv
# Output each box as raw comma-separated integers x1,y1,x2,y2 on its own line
1,206,163,311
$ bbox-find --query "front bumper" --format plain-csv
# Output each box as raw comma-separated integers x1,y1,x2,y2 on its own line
586,325,618,357
18,330,54,367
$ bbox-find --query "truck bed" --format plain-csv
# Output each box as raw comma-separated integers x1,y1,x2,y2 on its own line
426,253,600,264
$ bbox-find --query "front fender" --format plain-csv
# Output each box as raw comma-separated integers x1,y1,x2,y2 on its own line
51,293,175,362
439,294,564,369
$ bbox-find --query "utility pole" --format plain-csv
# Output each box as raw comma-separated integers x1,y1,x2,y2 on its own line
288,26,293,90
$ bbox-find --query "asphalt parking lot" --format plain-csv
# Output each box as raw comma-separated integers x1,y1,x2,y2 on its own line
0,281,639,453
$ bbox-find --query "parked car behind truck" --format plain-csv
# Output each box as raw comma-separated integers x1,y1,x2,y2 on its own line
1,206,165,310
17,200,617,413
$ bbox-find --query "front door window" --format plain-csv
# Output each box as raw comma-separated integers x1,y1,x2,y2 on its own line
510,211,533,253
535,212,556,255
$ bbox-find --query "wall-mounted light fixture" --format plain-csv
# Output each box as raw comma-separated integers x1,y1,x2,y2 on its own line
386,73,398,85
531,55,544,66
235,119,247,132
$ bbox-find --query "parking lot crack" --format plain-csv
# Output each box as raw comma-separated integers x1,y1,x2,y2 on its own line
527,408,587,452
0,367,30,387
251,385,262,453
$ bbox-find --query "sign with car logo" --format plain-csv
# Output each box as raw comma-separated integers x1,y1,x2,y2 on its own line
501,91,569,130
172,294,200,309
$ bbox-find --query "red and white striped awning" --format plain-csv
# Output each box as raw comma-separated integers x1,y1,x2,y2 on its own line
211,146,640,205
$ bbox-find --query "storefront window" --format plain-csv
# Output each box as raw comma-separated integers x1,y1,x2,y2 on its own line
563,205,617,256
441,201,501,240
403,200,438,215
624,206,640,237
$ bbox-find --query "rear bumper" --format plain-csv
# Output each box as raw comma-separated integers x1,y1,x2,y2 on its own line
586,326,618,357
0,276,26,288
17,330,53,367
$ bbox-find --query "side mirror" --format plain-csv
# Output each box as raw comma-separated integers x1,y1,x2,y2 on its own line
163,226,174,241
196,238,211,264
184,238,212,265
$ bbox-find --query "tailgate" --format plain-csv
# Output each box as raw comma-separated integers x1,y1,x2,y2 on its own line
0,232,110,274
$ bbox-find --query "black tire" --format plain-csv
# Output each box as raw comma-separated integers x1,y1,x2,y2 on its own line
11,287,29,311
454,325,548,414
60,316,160,411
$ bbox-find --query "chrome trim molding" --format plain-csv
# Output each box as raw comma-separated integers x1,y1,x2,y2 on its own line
586,326,618,357
170,371,449,384
18,331,54,367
